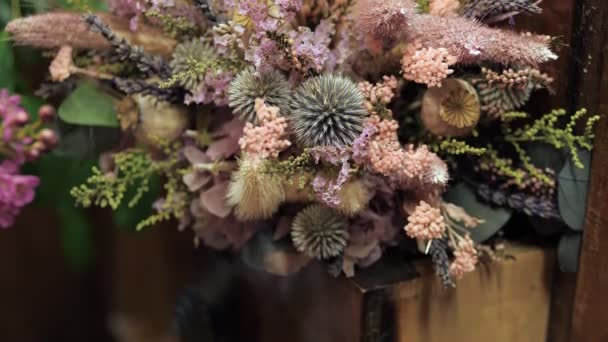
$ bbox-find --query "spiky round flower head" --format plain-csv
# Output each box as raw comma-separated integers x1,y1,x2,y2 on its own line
227,156,285,221
228,67,291,123
359,0,417,39
291,204,349,260
170,39,217,91
289,74,367,148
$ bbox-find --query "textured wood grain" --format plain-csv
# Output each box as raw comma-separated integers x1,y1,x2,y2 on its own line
569,0,608,341
392,245,555,342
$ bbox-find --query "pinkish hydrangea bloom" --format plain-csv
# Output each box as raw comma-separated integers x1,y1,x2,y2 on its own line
401,41,457,87
0,160,40,228
450,235,478,279
184,71,234,106
404,201,445,240
239,99,291,159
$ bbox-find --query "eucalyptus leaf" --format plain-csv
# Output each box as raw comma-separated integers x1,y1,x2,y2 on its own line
0,31,16,91
58,82,120,127
443,182,513,243
59,203,95,273
526,142,566,172
558,150,591,231
55,120,121,158
558,233,582,273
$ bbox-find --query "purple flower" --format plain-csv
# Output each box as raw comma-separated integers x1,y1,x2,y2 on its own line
352,124,377,165
184,71,234,106
0,160,39,228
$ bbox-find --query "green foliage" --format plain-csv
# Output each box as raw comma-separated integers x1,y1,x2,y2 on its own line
71,149,156,210
558,150,591,231
58,82,120,127
436,139,487,156
415,0,430,13
504,108,599,169
265,150,316,185
0,31,16,91
135,167,188,231
443,182,513,243
145,10,198,38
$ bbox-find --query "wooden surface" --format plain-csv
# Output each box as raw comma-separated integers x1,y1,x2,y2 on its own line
569,0,608,341
392,245,555,342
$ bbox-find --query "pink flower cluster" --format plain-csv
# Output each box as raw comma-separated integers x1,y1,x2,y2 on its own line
401,41,457,87
365,115,449,189
359,76,399,114
0,161,39,228
184,71,234,106
449,235,478,279
404,201,446,240
359,0,417,39
0,89,56,228
239,99,291,159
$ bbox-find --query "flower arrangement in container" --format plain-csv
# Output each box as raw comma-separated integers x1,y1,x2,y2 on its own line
4,0,600,285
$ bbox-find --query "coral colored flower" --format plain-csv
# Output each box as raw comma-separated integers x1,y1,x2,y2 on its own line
449,235,478,279
404,201,446,240
401,41,457,88
239,99,291,159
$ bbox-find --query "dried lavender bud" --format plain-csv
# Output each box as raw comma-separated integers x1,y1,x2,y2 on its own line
429,239,455,288
462,0,542,21
35,79,78,99
477,184,560,219
114,78,183,103
83,15,170,77
194,0,218,24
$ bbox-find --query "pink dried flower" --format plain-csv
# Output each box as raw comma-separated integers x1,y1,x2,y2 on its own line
449,235,478,279
404,201,446,240
401,41,457,87
239,99,291,159
49,46,74,82
358,0,417,39
184,71,234,106
359,76,399,113
0,160,40,228
407,14,557,66
429,0,460,17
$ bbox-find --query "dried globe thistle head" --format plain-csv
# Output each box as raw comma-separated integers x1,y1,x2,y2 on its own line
291,204,349,259
228,67,291,123
358,0,417,39
170,38,217,91
421,78,480,136
227,157,285,221
336,179,371,216
133,95,189,146
289,74,367,147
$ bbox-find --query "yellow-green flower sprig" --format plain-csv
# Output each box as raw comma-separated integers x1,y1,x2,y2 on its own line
159,57,243,89
436,139,487,156
71,150,156,210
145,10,199,38
503,108,600,169
265,150,316,187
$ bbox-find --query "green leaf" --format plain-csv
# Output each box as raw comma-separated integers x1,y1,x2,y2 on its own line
20,95,44,120
59,203,95,273
526,142,567,173
558,233,582,273
558,150,591,231
58,82,120,127
112,175,161,231
55,119,121,158
0,31,16,91
443,182,513,243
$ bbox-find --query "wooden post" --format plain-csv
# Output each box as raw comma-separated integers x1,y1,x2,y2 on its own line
569,0,608,341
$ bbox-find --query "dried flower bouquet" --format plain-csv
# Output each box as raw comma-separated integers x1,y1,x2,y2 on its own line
4,0,600,285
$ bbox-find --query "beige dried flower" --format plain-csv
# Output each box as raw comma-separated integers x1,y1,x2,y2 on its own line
421,78,480,136
335,179,371,216
449,235,478,279
49,45,74,82
227,157,285,221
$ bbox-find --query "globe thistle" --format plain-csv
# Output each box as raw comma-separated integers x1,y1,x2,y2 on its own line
291,204,349,259
228,67,291,123
227,157,285,221
289,74,367,147
170,39,217,91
